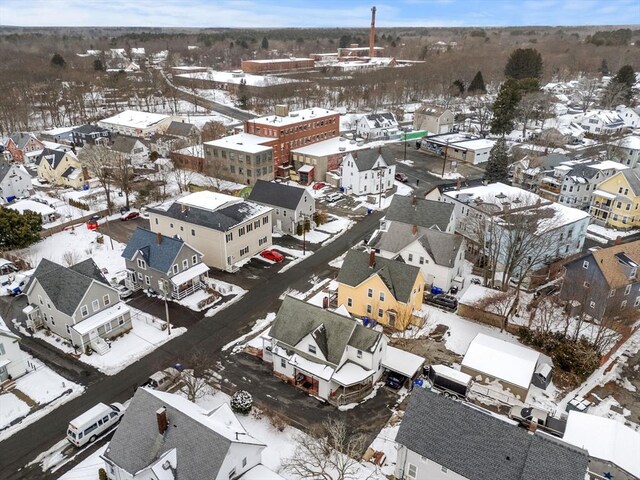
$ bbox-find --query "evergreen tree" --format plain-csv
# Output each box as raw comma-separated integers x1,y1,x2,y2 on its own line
599,59,609,76
93,59,104,71
0,208,42,250
504,48,543,80
451,79,465,96
606,64,636,104
484,138,510,184
51,53,66,68
490,79,521,136
613,65,636,88
468,71,487,94
261,37,269,50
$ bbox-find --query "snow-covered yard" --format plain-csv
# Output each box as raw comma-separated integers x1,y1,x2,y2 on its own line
0,356,84,442
587,224,639,243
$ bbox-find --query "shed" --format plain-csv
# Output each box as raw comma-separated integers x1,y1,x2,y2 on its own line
382,346,424,379
461,333,541,400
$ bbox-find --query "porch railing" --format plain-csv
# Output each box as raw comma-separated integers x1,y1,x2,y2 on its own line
172,280,203,300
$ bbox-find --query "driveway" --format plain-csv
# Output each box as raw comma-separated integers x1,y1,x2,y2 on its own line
101,216,149,244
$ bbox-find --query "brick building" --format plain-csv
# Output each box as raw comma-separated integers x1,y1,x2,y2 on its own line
241,58,315,74
244,106,339,176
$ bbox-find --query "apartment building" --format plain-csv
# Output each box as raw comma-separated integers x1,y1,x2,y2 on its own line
203,133,274,184
590,167,640,230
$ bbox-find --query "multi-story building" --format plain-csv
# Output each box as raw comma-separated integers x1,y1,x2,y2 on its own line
355,113,400,141
590,167,640,230
35,148,86,188
610,135,640,168
419,133,495,165
244,106,339,176
291,136,368,182
241,57,315,74
71,124,112,147
203,133,274,184
0,161,33,201
3,132,45,163
247,180,315,234
148,191,272,272
413,105,454,134
98,110,176,138
511,153,569,193
340,147,396,196
579,110,625,136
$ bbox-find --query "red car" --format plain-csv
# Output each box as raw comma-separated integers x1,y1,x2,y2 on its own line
312,182,326,190
121,210,140,221
87,219,99,230
260,249,285,263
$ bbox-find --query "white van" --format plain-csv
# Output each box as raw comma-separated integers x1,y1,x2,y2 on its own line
66,402,125,447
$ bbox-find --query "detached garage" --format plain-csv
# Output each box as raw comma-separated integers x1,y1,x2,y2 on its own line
461,333,546,401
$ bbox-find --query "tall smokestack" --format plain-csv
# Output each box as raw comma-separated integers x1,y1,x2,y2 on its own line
369,6,376,58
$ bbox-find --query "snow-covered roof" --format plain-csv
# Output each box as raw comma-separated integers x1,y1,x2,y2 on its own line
176,190,241,212
72,303,130,336
289,353,334,381
99,110,171,129
547,203,591,224
246,57,313,64
456,138,495,150
589,160,629,171
6,200,55,216
254,107,338,127
176,70,297,87
382,346,425,378
170,262,209,286
563,412,640,478
331,362,375,386
291,136,368,156
618,135,640,150
461,333,540,389
430,364,472,385
204,132,273,154
593,189,617,200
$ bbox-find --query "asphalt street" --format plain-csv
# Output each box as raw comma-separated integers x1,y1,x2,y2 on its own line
0,210,385,480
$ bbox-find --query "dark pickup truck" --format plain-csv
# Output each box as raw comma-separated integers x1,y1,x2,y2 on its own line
509,406,567,437
424,293,458,312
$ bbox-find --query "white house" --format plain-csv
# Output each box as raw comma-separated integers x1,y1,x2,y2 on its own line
110,135,150,166
0,316,27,382
102,387,283,480
580,110,625,135
98,110,177,138
355,113,400,140
6,200,56,224
247,179,316,234
0,161,32,201
616,105,640,129
611,135,640,168
340,147,396,196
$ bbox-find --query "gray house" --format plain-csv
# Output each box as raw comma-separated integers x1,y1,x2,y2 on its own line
560,240,640,321
23,259,131,353
71,124,112,147
395,388,588,480
111,135,150,166
247,179,315,234
0,161,33,201
122,227,208,299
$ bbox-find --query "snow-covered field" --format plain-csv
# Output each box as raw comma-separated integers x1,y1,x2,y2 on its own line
0,356,84,442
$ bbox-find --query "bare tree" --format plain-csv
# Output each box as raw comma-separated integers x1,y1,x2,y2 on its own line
468,95,493,135
282,418,368,480
78,144,115,214
575,77,599,113
170,163,196,194
201,120,227,142
175,350,216,402
62,250,81,267
110,153,134,210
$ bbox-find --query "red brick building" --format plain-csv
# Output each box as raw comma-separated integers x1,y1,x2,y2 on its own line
244,106,340,174
241,58,315,74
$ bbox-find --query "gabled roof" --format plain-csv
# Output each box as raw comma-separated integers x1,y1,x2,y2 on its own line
9,132,39,150
269,296,381,365
395,389,588,480
247,180,308,210
73,124,110,135
415,104,451,117
122,227,192,273
111,135,145,154
0,161,14,183
619,168,640,196
35,148,67,168
418,229,464,267
347,147,395,171
336,249,422,303
104,388,264,480
588,240,640,289
360,112,398,129
165,121,198,137
30,258,110,316
385,195,454,231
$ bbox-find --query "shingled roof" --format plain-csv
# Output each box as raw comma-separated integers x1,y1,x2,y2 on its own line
247,179,308,210
165,120,198,137
385,195,454,231
122,227,195,273
111,135,144,154
396,389,588,480
104,388,265,480
35,148,67,168
336,249,422,303
269,296,381,365
30,258,109,316
590,240,640,289
348,147,395,171
0,161,13,183
620,168,640,196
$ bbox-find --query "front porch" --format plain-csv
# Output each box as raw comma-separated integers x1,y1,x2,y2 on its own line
329,362,376,406
170,262,209,300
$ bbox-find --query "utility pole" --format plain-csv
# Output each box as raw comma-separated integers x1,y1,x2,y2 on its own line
163,279,171,335
378,170,383,208
403,128,408,161
302,215,306,255
441,140,450,178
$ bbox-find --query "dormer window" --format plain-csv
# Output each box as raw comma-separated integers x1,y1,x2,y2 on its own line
308,345,317,354
137,258,146,269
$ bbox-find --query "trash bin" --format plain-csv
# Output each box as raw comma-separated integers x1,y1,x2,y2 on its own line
367,208,372,215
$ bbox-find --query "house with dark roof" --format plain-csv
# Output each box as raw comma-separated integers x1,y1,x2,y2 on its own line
340,147,396,196
355,112,400,140
3,132,45,163
23,258,131,353
560,240,640,321
148,190,273,272
247,180,315,234
102,387,282,480
384,195,455,233
395,388,588,480
264,296,390,405
0,161,33,201
110,135,150,166
165,120,200,139
35,148,85,188
336,249,426,330
71,124,111,147
122,227,208,299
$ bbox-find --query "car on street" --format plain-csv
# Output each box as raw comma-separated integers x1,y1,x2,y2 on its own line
395,172,409,182
120,210,140,221
260,249,285,263
142,368,180,392
66,402,125,447
0,259,18,286
385,372,407,389
87,219,99,230
325,192,344,203
117,285,133,299
312,182,326,190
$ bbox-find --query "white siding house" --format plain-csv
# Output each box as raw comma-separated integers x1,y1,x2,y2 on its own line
340,147,396,196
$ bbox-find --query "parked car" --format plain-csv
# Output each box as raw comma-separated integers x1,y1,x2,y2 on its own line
140,206,149,219
509,406,567,438
66,402,125,447
6,273,30,296
325,192,343,203
87,219,99,230
117,285,133,299
385,372,407,389
395,172,409,182
0,259,18,286
120,210,140,221
142,368,180,392
424,293,458,311
312,182,326,190
260,249,285,263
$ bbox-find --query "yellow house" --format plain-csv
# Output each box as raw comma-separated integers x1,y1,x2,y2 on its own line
590,168,640,230
36,148,86,188
336,249,426,330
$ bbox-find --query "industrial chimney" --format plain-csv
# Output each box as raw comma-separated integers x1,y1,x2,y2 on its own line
369,6,377,58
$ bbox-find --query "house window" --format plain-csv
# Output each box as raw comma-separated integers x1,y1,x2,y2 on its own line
137,272,143,281
182,259,188,270
610,289,616,297
81,305,89,317
367,288,373,298
635,296,640,307
625,285,632,295
582,261,589,269
0,343,4,355
192,255,198,265
356,349,363,359
137,258,146,269
191,229,195,236
145,275,151,285
419,257,424,265
621,300,628,309
263,216,269,225
347,298,353,307
379,292,385,302
366,304,372,314
378,308,383,318
228,468,236,479
308,344,317,354
589,301,596,309
441,466,448,473
226,233,233,242
66,325,71,334
407,464,417,479
155,218,158,225
239,227,246,237
39,295,43,305
103,294,110,306
173,264,179,274
408,253,413,262
104,321,112,333
240,246,249,256
280,358,286,368
118,317,125,326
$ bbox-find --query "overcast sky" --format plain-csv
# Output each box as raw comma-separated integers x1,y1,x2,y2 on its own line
0,0,637,27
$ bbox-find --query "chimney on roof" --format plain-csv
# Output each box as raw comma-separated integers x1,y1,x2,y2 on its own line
412,224,417,235
412,195,417,206
156,231,162,245
615,236,622,245
528,419,538,433
456,176,462,190
180,204,189,215
369,6,377,58
369,249,376,268
156,407,168,435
